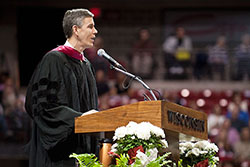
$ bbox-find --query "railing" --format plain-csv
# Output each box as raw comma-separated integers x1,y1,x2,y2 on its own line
104,47,250,81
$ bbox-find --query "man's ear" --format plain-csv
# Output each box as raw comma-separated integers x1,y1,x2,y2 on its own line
72,25,79,36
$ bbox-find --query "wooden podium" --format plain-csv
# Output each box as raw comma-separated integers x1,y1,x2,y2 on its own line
75,100,208,164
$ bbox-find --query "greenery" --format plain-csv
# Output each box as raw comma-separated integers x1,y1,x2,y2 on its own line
115,134,165,155
70,152,173,167
69,153,102,167
114,154,141,167
146,152,173,167
114,152,173,167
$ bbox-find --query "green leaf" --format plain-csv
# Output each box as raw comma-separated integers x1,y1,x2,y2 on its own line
146,152,172,167
69,153,102,167
133,158,142,167
116,154,130,167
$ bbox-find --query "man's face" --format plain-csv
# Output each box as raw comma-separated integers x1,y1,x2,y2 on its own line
76,17,98,49
176,27,185,38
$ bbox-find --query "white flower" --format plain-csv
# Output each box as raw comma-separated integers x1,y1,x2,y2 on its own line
127,121,138,128
146,148,158,162
205,143,219,153
180,147,186,155
136,150,149,167
135,148,158,167
185,150,192,157
185,148,200,157
126,121,138,135
199,150,208,154
135,125,151,140
160,139,168,148
212,156,219,163
191,148,200,156
114,126,127,140
113,136,117,141
150,125,165,138
114,121,166,141
110,143,118,153
139,122,165,138
180,142,194,150
193,140,219,153
194,140,209,149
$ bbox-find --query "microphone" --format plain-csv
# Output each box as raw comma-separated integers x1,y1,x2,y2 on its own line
97,49,126,71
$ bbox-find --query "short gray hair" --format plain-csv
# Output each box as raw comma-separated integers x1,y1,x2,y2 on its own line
62,9,94,38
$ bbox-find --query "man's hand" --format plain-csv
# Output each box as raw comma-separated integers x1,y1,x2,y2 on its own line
81,109,99,116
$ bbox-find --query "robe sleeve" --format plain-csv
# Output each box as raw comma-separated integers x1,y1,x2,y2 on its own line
25,51,82,151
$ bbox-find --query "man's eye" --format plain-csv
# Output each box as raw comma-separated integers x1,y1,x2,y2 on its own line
88,25,94,28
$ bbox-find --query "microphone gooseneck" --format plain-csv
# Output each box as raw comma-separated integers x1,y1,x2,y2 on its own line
97,49,157,101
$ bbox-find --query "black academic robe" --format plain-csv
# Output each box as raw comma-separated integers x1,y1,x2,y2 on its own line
25,50,99,167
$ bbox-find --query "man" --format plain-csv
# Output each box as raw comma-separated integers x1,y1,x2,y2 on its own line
162,27,192,79
25,9,99,167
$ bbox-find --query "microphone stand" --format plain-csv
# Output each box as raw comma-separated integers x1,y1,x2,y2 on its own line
110,65,157,101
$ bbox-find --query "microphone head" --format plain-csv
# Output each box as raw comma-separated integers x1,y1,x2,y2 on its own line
97,49,105,57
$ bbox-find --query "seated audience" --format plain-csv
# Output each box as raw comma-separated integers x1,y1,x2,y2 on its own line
234,34,250,80
208,36,228,80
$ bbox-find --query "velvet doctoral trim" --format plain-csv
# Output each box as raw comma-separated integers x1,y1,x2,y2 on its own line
53,45,85,61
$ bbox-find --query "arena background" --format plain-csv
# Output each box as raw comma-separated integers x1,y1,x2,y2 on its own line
1,0,250,166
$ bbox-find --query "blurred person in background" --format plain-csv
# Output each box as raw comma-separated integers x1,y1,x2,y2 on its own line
233,127,250,166
131,28,156,79
215,128,234,160
228,91,248,113
0,103,9,140
227,105,248,132
162,27,192,79
2,77,17,110
108,72,137,108
25,9,99,167
4,94,30,142
193,47,210,80
113,72,131,95
95,69,110,110
162,90,181,105
220,119,240,147
221,161,235,167
234,33,250,81
208,104,226,137
214,119,237,165
208,35,228,80
0,72,10,104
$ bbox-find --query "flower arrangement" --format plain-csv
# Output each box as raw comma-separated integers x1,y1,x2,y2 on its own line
69,122,219,167
178,140,219,167
109,121,172,167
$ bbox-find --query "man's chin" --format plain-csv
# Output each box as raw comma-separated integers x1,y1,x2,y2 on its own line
86,43,94,48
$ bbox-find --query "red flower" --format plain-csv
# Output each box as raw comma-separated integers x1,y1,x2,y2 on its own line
127,145,144,164
108,151,120,158
195,159,209,167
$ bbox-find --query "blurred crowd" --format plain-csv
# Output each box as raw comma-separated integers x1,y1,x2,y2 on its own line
126,27,250,81
0,72,30,143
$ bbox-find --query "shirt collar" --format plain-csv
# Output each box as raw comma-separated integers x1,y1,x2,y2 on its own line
64,40,85,60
